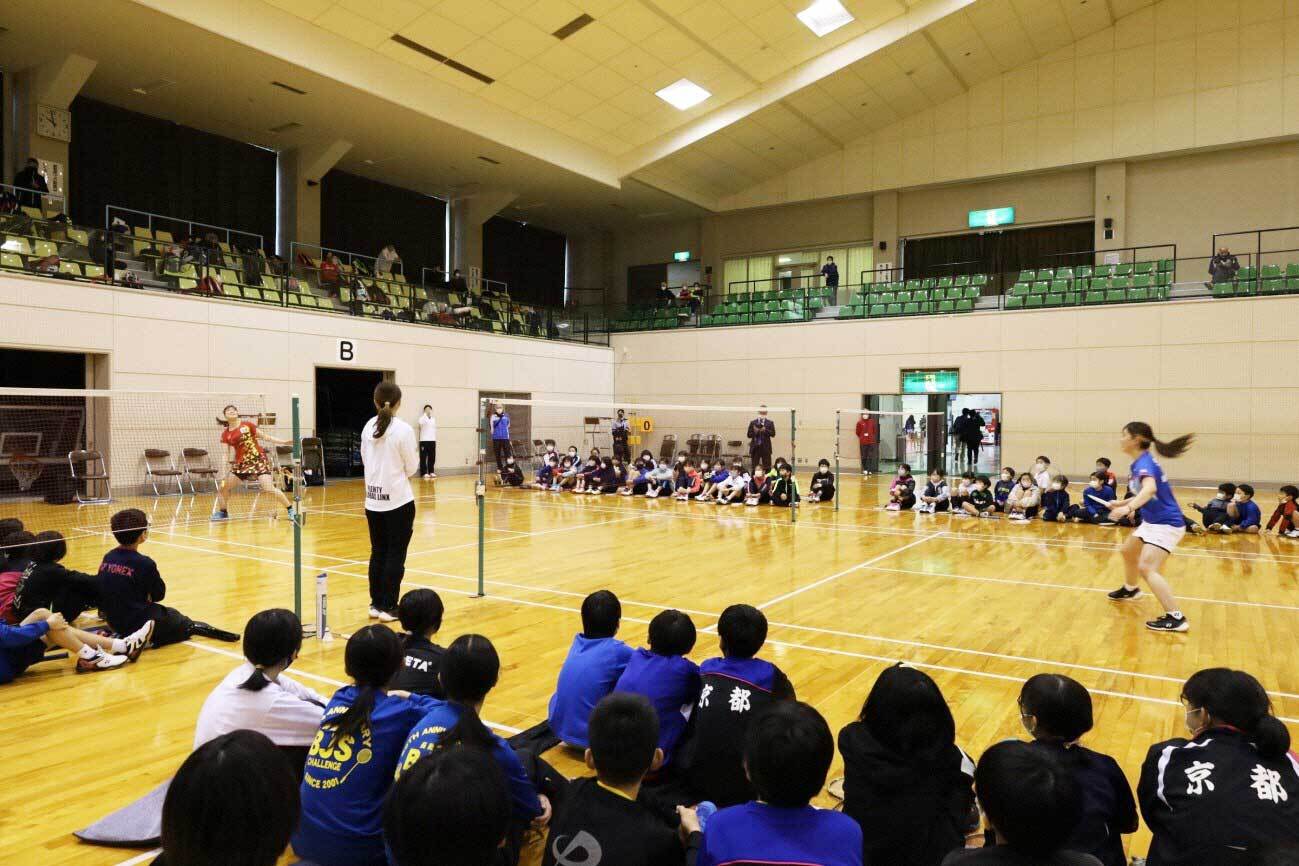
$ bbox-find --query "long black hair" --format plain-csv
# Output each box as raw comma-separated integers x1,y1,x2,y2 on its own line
329,625,404,739
383,746,510,866
237,609,304,692
372,381,403,439
860,663,956,762
1124,421,1194,459
1183,668,1290,759
437,634,500,752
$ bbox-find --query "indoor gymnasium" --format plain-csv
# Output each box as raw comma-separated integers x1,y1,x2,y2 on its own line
2,0,1299,863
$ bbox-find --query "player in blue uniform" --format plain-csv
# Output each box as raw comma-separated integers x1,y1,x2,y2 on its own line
1105,422,1194,633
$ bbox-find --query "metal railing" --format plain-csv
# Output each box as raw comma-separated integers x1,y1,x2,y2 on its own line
1,182,66,216
105,206,263,254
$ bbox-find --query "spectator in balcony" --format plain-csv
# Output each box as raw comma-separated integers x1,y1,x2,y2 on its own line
1209,247,1239,285
13,158,48,209
679,283,701,316
319,252,341,296
658,281,675,307
375,244,401,277
821,255,840,292
449,268,468,294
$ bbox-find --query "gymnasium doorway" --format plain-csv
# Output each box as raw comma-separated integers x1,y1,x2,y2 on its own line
864,393,1001,475
315,367,390,478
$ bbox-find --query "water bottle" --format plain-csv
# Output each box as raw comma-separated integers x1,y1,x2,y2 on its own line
315,571,331,641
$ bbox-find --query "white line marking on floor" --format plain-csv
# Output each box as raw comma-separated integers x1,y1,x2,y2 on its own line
754,532,946,611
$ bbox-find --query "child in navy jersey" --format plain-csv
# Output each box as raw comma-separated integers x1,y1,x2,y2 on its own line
683,604,795,807
1068,473,1116,524
613,609,701,765
993,467,1016,512
1041,475,1071,522
548,590,633,749
698,700,862,866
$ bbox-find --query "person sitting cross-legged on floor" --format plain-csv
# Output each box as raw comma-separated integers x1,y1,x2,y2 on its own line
1,608,148,681
548,590,633,750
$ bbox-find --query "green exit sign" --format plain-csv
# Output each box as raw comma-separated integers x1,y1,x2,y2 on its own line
673,250,691,262
900,368,960,394
968,206,1015,228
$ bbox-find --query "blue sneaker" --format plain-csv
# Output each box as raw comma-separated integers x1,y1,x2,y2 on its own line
210,510,229,521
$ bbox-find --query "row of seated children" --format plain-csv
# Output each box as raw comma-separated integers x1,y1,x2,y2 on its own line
1187,483,1299,537
151,579,1299,866
0,510,242,684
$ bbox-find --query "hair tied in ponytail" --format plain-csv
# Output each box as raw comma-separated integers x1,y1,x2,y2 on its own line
372,382,403,439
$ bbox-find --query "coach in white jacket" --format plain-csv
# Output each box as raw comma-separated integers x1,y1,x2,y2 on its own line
362,382,419,622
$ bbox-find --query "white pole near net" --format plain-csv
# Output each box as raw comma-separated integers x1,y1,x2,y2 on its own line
475,397,798,595
832,408,948,512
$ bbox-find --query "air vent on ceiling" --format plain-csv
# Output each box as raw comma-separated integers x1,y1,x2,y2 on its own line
391,35,495,84
477,155,501,165
268,121,302,134
130,78,176,96
553,13,594,40
271,81,308,95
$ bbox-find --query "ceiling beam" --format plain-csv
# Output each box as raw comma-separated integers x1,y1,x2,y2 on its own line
920,31,970,93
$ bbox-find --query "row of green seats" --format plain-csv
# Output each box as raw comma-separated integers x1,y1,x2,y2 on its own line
715,299,802,315
701,310,804,326
860,285,980,303
1017,261,1172,281
838,299,975,318
1211,277,1299,297
729,288,833,303
1006,286,1169,308
1009,274,1170,295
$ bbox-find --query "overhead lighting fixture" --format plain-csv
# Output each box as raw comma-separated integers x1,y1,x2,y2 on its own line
796,0,854,37
553,13,594,40
271,81,308,95
655,78,710,111
477,155,501,165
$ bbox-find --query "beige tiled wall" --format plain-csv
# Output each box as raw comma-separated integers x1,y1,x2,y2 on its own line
612,296,1299,483
718,0,1299,212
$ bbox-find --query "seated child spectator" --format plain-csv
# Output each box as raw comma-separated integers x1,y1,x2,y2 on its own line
1006,474,1040,522
1222,483,1262,534
916,467,950,514
293,626,442,866
498,456,524,488
574,450,601,493
698,701,862,866
697,460,729,503
744,466,771,506
1189,483,1236,535
613,609,701,764
994,468,1015,512
1041,475,1071,522
887,464,917,511
1068,473,1117,524
684,604,795,807
808,459,836,503
837,663,976,866
645,458,675,498
545,693,702,866
12,531,103,623
549,590,633,749
1018,674,1137,866
0,518,25,572
770,462,800,507
525,456,558,491
193,608,324,773
961,475,997,518
673,459,703,501
156,730,299,866
389,588,446,698
0,530,36,622
98,509,239,645
715,462,749,506
942,741,1099,865
602,457,628,494
1,608,144,680
1094,457,1116,490
620,455,655,496
398,634,547,851
385,746,513,866
1033,456,1053,491
558,455,579,491
1266,485,1299,538
950,470,977,512
1139,668,1299,863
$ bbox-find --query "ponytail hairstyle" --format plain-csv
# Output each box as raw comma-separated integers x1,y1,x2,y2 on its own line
217,404,238,426
1124,421,1194,459
1182,667,1290,759
372,382,403,438
238,609,304,692
436,634,500,752
329,625,404,739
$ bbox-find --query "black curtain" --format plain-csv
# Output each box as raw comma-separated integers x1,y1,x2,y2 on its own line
69,97,277,248
628,264,667,306
902,221,1096,282
320,170,446,279
482,216,566,307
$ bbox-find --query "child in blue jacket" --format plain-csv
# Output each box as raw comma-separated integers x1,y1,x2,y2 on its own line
1041,475,1071,522
1068,472,1116,524
613,608,701,765
548,590,633,748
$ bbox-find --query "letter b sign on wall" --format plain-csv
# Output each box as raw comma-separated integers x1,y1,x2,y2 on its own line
338,340,355,362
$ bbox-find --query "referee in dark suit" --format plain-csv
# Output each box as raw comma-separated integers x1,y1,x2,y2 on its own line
747,405,776,471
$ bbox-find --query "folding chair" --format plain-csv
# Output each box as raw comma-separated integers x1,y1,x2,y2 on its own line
143,449,185,496
68,450,112,504
182,448,220,493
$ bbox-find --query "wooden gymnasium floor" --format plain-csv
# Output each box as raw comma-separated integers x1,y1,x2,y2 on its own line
4,474,1299,865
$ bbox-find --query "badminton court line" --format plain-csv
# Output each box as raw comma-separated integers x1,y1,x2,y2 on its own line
136,533,1299,713
755,532,946,610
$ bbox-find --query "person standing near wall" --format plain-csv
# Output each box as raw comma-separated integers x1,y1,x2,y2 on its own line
490,402,512,470
612,409,631,463
747,406,776,472
362,382,419,623
417,405,437,480
820,255,839,296
13,158,48,209
855,411,879,476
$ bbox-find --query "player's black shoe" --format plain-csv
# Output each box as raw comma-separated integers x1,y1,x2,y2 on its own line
1146,613,1189,633
1107,586,1142,601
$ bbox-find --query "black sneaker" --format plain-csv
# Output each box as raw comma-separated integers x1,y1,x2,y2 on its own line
190,621,241,642
1107,586,1142,601
1146,613,1189,633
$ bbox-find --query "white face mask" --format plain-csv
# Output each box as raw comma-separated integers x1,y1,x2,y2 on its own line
506,459,514,466
1090,480,1102,489
1021,480,1033,488
1034,462,1046,472
1233,493,1246,502
1002,474,1012,482
1051,482,1063,491
898,469,908,477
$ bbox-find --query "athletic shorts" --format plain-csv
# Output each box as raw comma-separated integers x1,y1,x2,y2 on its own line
1135,522,1186,553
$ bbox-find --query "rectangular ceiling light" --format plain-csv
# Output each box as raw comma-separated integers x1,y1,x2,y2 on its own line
797,0,854,37
655,78,711,111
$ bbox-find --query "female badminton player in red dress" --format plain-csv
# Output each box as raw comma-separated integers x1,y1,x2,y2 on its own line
211,404,295,521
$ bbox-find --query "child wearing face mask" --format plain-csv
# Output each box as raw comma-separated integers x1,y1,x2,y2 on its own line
498,455,524,487
1220,483,1261,534
744,466,771,506
526,456,559,491
598,458,626,495
574,450,601,493
770,462,800,507
949,470,976,512
1040,475,1071,522
1187,483,1235,535
1266,485,1299,538
993,467,1015,512
1032,456,1052,491
1094,457,1116,490
696,460,730,503
558,455,580,491
1068,472,1117,524
645,458,675,498
717,462,750,506
807,459,835,503
673,459,703,501
886,464,916,511
960,475,997,518
1006,473,1040,521
915,467,950,514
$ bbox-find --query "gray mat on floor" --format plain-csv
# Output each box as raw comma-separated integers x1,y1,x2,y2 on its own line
74,779,170,847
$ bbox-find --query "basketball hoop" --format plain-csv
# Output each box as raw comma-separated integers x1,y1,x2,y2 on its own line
8,454,44,492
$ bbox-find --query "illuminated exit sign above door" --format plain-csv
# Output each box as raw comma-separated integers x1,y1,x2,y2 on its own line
968,207,1015,228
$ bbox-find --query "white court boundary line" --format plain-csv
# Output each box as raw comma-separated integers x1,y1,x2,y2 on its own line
137,531,1299,710
756,533,946,610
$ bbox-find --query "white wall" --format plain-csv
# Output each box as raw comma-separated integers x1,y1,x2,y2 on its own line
0,273,613,475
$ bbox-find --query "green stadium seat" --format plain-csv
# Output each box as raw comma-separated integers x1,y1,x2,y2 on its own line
1006,295,1025,309
964,286,980,300
1157,272,1173,286
1261,264,1282,279
876,292,896,304
1091,277,1110,291
1056,267,1073,279
1112,276,1132,290
1032,281,1051,294
1286,264,1299,279
885,303,902,316
868,304,886,317
903,302,919,315
754,312,770,323
726,314,740,324
84,264,106,279
1115,263,1134,276
1288,278,1299,293
921,278,937,289
971,274,989,286
1084,290,1105,304
894,290,911,303
938,299,955,313
836,306,856,319
1045,293,1064,307
1127,287,1149,302
905,279,921,292
1018,270,1036,282
1135,261,1155,275
1051,279,1069,292
954,275,970,287
955,299,974,312
1094,264,1115,278
1106,288,1127,303
937,277,953,288
1075,265,1093,278
1038,268,1055,279
1211,283,1235,298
